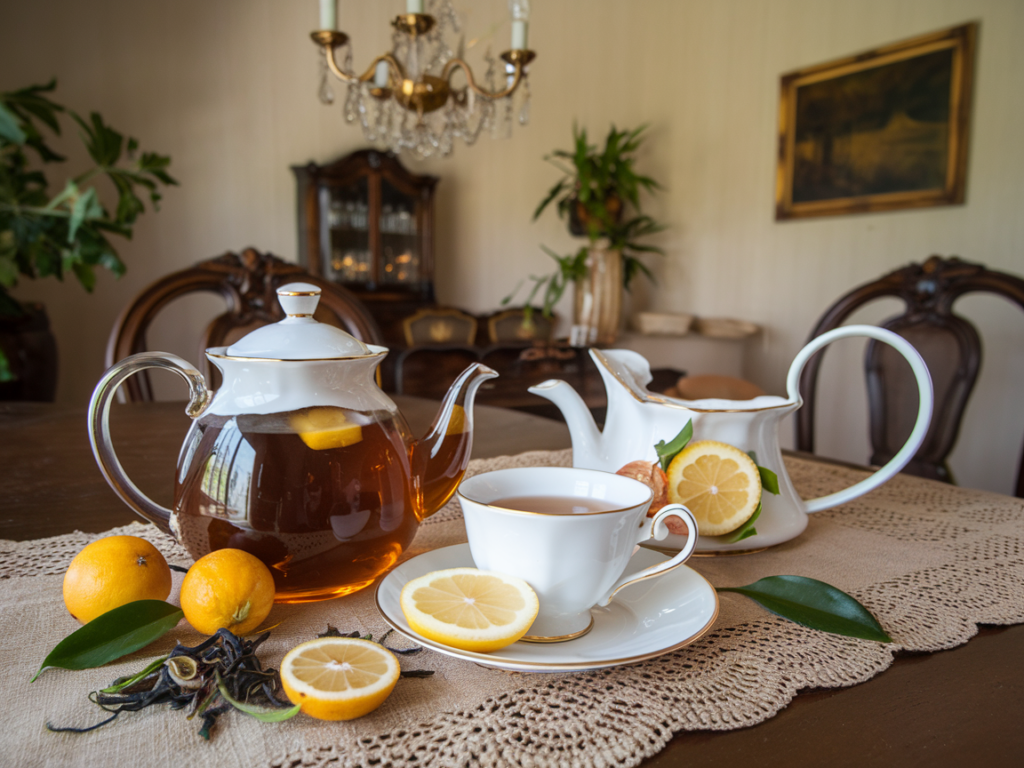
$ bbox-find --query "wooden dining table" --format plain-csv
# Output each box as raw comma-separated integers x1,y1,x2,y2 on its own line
2,397,1022,766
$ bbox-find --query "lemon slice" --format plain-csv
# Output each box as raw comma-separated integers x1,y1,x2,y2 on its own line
666,440,762,536
289,407,363,450
280,637,400,721
400,568,539,653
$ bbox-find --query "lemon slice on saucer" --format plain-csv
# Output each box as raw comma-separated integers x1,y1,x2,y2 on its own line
400,568,539,653
289,407,363,450
666,440,761,536
281,637,399,721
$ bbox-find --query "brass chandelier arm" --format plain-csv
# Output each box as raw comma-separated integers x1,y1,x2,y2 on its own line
441,57,524,100
320,42,406,86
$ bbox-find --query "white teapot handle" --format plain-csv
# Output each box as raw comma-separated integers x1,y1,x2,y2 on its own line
786,325,933,514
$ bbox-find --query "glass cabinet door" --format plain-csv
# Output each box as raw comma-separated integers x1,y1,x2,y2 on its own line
321,177,371,285
380,178,422,287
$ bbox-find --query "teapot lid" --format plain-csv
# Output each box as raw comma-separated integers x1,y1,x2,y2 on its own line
224,283,375,360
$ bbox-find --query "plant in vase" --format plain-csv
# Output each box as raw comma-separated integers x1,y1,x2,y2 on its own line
0,80,176,399
508,124,664,344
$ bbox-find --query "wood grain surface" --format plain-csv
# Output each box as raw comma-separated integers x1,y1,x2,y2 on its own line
2,399,1021,766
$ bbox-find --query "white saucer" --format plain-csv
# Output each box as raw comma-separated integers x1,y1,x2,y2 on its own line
374,544,719,673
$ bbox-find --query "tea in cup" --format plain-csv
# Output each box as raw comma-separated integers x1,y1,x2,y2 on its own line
457,467,698,642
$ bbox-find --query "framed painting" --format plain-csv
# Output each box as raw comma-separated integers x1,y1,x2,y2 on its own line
775,23,976,220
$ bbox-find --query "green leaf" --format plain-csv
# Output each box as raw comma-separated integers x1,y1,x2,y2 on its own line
99,655,169,693
31,600,183,681
759,465,780,495
215,671,300,722
654,419,693,472
67,187,102,243
0,102,26,144
717,576,892,643
0,349,15,383
721,502,760,543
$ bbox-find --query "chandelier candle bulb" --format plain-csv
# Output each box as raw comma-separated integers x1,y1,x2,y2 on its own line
374,60,390,88
318,0,336,30
511,20,528,50
510,0,530,49
407,0,424,13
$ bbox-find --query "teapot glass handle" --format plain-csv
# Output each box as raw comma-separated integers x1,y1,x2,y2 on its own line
785,325,934,514
87,352,212,535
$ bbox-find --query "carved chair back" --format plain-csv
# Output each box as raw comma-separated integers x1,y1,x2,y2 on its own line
106,248,383,401
482,308,556,345
796,256,1024,497
401,307,478,347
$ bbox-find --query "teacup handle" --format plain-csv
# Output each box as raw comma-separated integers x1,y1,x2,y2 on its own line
786,325,934,514
597,504,699,607
88,352,213,535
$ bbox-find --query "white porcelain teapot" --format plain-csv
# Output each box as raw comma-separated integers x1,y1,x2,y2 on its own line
529,325,933,552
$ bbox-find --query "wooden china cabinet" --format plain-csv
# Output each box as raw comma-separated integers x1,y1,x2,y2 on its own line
292,150,439,348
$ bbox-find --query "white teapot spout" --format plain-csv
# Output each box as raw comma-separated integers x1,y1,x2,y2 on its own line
528,379,603,464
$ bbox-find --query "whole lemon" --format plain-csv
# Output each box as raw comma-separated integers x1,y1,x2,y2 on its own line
180,549,276,636
63,535,173,624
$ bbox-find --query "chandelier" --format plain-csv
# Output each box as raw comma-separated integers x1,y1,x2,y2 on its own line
312,0,536,159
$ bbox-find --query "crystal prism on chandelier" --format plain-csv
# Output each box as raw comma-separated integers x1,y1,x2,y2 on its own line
312,0,536,159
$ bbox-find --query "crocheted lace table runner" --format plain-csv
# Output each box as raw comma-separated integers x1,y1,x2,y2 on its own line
3,450,1023,768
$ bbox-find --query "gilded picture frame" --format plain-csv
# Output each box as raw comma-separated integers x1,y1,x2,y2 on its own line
775,23,976,220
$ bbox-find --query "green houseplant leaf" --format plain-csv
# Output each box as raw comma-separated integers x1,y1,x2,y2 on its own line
32,600,184,681
717,576,892,643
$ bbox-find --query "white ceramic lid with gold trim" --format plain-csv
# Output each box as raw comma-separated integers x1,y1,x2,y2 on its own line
224,282,374,360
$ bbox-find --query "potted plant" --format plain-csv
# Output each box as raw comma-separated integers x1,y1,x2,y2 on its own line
0,80,176,399
510,124,664,344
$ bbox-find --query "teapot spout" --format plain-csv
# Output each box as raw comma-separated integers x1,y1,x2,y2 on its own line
410,363,498,521
528,379,603,466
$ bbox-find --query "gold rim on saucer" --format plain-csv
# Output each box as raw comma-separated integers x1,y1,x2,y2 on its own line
520,615,595,644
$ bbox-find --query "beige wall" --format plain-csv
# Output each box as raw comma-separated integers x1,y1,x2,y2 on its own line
2,0,1023,494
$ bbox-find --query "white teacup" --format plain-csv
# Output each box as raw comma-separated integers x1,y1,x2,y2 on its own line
457,467,698,642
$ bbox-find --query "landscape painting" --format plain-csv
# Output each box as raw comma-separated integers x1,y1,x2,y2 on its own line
775,23,975,219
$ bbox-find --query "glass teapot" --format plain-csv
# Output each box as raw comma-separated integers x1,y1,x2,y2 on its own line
88,283,497,602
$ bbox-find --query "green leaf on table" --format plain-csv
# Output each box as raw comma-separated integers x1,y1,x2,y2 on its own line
721,502,760,543
99,655,169,693
655,419,693,471
215,671,300,722
758,465,780,495
32,600,183,681
717,575,892,643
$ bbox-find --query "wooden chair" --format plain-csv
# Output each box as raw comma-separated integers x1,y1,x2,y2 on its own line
482,308,555,345
401,307,477,347
796,255,1024,496
106,248,383,401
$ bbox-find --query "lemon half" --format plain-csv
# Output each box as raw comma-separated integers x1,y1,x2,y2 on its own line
281,637,400,721
400,568,539,653
666,440,761,536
